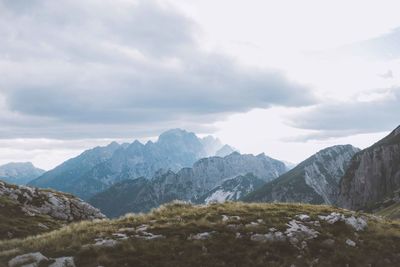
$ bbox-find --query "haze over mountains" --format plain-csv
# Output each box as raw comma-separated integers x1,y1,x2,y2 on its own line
29,129,226,199
0,162,45,185
89,152,287,217
1,125,396,221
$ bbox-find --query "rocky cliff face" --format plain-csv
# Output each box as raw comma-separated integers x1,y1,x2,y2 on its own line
89,152,286,217
338,126,400,210
244,145,360,205
0,162,45,185
149,152,286,204
29,129,227,200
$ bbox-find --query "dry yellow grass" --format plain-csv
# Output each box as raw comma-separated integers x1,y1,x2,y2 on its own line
1,202,400,267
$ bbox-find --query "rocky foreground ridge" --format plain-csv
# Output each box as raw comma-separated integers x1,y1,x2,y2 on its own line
1,202,399,267
0,181,105,239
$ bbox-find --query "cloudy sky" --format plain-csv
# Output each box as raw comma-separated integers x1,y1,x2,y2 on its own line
0,0,399,170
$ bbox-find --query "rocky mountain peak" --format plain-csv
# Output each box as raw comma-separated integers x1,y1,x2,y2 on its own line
107,141,120,149
215,144,237,157
245,144,360,205
158,129,196,143
394,125,400,135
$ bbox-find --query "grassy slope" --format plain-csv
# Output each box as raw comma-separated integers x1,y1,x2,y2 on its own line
0,196,63,240
1,202,400,267
376,202,400,220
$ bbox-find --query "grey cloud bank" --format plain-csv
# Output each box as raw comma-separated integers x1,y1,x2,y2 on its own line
0,0,314,139
287,87,400,141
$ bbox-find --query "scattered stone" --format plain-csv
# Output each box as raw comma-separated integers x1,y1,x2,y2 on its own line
296,214,311,222
311,221,321,227
7,231,14,239
136,225,149,233
37,223,49,230
188,232,213,240
245,222,259,228
250,231,286,242
135,232,165,240
310,258,319,266
112,233,128,240
269,227,277,232
318,212,344,224
345,216,368,231
257,219,264,223
221,215,241,222
318,212,368,231
118,227,136,233
8,252,48,267
285,220,319,241
345,239,356,247
300,241,308,250
94,239,118,247
250,234,268,242
48,257,76,267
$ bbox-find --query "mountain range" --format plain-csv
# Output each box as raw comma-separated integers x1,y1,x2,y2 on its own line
0,162,45,185
89,152,287,217
29,129,226,199
25,125,400,221
2,126,400,266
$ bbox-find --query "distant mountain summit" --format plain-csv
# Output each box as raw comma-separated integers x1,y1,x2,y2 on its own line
0,162,45,185
89,152,287,217
29,142,121,198
29,129,228,199
244,145,360,204
215,144,238,157
338,125,400,212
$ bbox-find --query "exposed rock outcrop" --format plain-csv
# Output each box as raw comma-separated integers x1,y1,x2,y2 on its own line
0,181,105,221
338,125,400,210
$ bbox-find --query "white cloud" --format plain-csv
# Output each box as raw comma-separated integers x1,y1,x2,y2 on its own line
0,0,314,140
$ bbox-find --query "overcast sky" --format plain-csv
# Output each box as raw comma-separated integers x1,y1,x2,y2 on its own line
0,0,399,170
